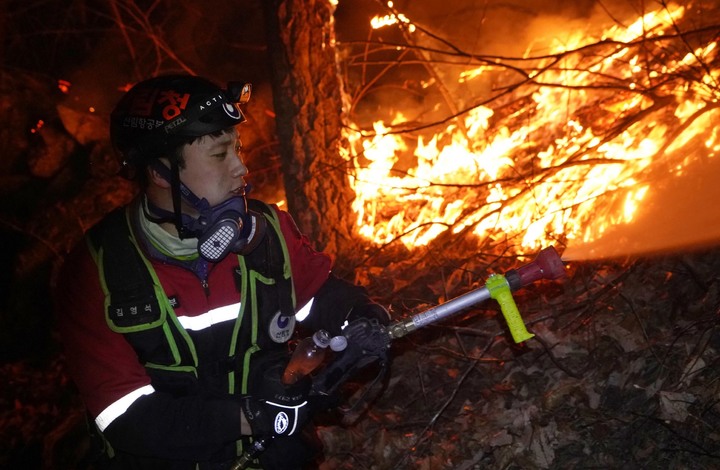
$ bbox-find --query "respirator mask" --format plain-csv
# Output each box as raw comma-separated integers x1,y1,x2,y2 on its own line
146,161,266,262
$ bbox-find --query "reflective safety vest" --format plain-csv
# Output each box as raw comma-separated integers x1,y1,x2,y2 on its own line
86,199,298,464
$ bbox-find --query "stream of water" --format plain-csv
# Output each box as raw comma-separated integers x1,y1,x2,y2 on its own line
561,155,720,261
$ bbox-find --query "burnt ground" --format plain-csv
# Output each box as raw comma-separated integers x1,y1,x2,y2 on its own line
3,246,720,469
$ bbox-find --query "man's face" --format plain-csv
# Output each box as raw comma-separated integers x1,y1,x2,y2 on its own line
178,128,248,210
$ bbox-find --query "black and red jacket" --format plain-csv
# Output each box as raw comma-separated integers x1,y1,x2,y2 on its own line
54,198,372,468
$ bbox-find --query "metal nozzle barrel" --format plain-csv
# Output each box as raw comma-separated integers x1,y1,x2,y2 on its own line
387,246,566,340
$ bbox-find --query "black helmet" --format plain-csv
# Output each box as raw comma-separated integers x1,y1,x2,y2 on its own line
110,74,251,173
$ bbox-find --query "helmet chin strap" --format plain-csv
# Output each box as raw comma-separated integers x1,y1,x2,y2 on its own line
170,160,195,239
145,160,266,262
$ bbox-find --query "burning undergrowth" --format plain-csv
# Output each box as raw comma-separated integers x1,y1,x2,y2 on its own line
341,1,720,271
318,5,720,457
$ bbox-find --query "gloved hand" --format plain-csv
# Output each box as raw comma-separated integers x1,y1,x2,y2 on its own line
343,302,391,360
242,363,312,437
346,302,391,327
241,396,311,437
312,313,391,395
342,316,390,361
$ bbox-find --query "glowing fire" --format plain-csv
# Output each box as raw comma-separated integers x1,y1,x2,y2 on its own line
345,4,720,253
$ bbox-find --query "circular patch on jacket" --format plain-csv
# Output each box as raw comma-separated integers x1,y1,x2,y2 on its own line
269,311,295,343
274,411,289,434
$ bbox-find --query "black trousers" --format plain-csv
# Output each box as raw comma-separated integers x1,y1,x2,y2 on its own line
256,427,324,470
95,426,323,470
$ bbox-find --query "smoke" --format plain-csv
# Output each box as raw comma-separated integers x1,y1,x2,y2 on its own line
396,0,645,57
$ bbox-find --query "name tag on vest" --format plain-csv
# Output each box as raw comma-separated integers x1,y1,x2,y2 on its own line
108,294,162,329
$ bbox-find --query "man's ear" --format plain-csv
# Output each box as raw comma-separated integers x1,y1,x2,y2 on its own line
148,160,172,189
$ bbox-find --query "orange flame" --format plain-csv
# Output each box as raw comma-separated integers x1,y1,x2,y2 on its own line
346,4,719,254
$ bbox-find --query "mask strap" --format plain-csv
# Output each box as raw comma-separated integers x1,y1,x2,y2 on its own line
151,160,208,239
151,160,206,208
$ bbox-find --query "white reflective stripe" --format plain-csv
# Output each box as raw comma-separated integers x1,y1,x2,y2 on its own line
295,298,315,322
178,302,241,331
95,384,155,432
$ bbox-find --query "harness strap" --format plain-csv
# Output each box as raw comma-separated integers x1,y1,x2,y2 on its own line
90,210,162,329
88,207,197,368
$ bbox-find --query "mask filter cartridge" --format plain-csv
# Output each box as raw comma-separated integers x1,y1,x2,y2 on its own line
198,217,242,262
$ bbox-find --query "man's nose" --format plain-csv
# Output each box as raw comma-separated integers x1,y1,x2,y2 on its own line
232,157,248,177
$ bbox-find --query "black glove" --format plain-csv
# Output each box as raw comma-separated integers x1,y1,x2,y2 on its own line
312,315,391,395
342,302,391,362
342,315,390,361
303,274,390,335
242,396,311,437
346,302,391,328
242,363,312,437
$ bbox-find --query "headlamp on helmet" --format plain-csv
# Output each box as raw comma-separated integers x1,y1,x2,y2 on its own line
110,75,252,173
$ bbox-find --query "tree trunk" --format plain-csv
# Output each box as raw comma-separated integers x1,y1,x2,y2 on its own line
262,0,358,264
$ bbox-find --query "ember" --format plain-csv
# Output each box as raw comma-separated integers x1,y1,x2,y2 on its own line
343,2,720,260
56,80,71,94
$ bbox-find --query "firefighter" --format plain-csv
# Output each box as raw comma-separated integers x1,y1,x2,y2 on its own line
54,74,389,470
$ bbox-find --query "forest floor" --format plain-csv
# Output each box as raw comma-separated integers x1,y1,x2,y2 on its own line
317,245,720,469
3,246,720,469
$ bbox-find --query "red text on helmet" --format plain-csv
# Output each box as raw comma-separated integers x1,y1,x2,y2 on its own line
158,90,191,120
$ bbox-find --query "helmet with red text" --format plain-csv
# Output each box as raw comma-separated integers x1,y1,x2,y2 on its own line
110,74,251,177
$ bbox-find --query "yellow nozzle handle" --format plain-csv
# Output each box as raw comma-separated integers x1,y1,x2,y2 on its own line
486,274,534,343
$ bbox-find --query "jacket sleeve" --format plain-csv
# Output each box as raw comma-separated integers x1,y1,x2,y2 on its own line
274,207,388,336
102,392,245,461
53,242,244,461
274,207,333,309
300,274,390,336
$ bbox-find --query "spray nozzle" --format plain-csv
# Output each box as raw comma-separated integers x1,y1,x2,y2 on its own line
506,246,566,290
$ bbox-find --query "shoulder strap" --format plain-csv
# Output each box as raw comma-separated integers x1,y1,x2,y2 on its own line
245,199,296,316
87,208,163,331
88,207,199,396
